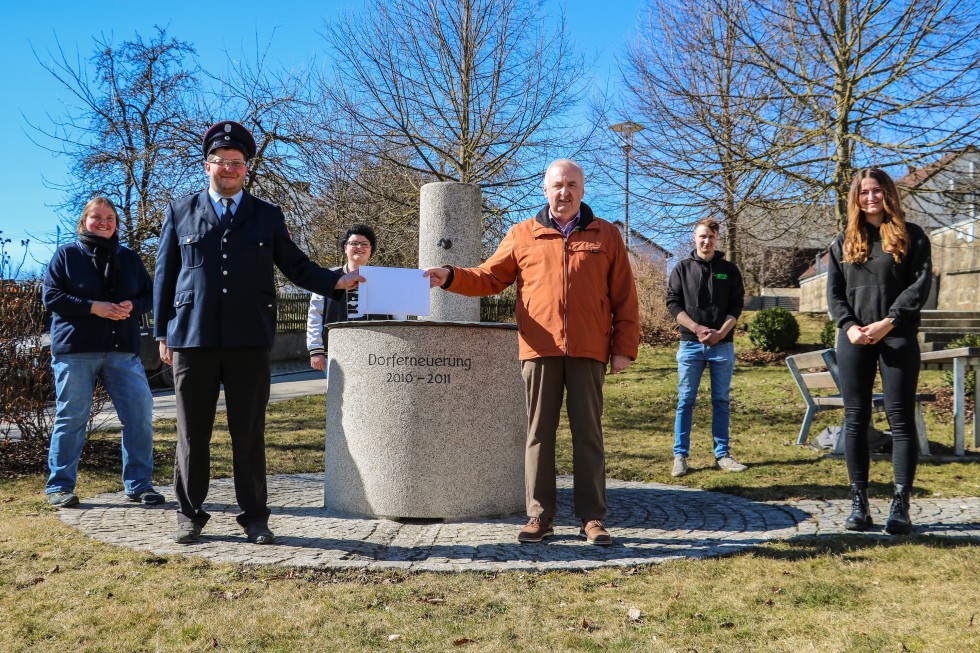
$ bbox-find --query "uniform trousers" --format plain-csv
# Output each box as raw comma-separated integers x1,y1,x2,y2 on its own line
172,347,271,528
521,356,607,521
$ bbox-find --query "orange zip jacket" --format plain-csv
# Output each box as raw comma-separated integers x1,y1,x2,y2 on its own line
447,203,640,364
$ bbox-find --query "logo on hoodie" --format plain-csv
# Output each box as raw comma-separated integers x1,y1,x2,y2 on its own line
715,273,728,280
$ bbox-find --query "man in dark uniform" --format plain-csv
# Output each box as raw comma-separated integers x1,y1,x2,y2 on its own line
154,121,363,545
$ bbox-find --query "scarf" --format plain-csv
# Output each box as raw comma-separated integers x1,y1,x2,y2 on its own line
78,230,120,293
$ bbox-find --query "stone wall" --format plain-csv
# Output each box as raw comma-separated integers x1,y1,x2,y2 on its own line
938,271,980,310
931,219,980,310
759,287,801,298
799,273,828,313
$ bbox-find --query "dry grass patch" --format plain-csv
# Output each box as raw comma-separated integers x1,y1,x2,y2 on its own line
3,503,979,652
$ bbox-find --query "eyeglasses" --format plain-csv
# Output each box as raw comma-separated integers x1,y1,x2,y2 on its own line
208,157,248,170
347,241,372,249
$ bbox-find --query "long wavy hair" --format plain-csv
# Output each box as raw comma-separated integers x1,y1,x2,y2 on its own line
843,168,910,264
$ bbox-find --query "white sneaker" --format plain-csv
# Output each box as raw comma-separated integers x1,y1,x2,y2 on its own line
715,455,747,472
671,456,688,477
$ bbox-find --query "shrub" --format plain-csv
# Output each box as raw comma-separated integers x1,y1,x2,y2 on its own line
0,278,107,442
0,279,55,440
943,334,980,396
748,307,800,352
820,319,837,349
632,257,678,346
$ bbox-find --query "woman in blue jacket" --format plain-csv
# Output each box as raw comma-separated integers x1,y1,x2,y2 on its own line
43,197,162,508
827,168,932,535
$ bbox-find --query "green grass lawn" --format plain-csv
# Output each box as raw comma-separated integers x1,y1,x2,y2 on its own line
2,315,979,652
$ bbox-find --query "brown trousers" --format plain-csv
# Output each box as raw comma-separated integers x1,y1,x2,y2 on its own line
521,356,607,521
172,347,271,528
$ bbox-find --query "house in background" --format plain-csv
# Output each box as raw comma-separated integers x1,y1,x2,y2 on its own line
798,252,831,313
903,145,980,311
609,219,673,265
798,146,980,313
735,204,837,310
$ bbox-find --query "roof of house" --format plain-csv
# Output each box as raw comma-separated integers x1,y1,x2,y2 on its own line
798,251,830,280
607,219,672,258
896,145,979,189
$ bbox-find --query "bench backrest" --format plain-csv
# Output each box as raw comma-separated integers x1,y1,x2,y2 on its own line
785,348,839,406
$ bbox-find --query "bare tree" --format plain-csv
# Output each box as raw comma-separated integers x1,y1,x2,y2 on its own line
30,28,353,270
200,39,332,225
0,232,32,281
612,0,801,266
740,0,980,230
324,0,589,230
28,27,203,260
297,138,424,270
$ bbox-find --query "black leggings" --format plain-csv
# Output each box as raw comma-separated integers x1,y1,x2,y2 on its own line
836,330,920,486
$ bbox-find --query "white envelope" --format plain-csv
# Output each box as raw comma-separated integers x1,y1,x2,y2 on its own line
356,265,431,317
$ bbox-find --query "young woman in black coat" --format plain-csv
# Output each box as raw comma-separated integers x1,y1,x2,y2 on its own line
827,168,932,534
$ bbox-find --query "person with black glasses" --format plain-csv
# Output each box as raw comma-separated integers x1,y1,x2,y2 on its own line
307,224,396,375
154,121,365,546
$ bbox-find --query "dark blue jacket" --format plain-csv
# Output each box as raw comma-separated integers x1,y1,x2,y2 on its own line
154,189,342,349
43,240,153,356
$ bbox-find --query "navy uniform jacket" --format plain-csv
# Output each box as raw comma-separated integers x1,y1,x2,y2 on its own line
154,189,342,349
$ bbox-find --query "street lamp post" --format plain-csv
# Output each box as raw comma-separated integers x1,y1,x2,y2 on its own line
610,121,645,251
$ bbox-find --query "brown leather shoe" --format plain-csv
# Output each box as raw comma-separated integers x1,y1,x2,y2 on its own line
517,517,554,543
580,519,612,546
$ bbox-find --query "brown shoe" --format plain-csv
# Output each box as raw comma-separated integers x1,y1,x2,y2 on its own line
517,517,554,543
580,519,613,546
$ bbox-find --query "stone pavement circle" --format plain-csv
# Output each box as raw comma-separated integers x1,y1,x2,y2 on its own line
57,474,980,572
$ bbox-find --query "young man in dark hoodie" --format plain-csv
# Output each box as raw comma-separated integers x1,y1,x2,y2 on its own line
666,217,747,477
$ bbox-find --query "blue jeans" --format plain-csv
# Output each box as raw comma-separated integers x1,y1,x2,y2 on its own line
46,352,155,495
673,341,735,459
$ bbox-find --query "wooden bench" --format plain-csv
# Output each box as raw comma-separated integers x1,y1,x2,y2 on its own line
785,348,933,456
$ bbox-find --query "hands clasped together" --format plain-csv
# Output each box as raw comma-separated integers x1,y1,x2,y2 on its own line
90,300,133,321
691,324,725,347
846,318,894,346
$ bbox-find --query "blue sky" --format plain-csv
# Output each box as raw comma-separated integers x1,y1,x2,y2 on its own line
1,0,645,275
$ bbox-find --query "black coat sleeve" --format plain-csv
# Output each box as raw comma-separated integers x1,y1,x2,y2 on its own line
666,263,685,320
826,235,858,331
887,225,932,328
727,264,745,319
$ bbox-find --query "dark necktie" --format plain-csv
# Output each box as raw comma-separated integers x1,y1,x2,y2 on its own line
219,197,234,232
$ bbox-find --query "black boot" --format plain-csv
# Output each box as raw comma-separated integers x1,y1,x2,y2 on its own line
885,484,913,535
844,483,873,531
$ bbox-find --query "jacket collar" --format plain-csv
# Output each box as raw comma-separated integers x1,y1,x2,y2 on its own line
532,201,596,232
196,188,254,231
689,249,727,264
195,189,218,228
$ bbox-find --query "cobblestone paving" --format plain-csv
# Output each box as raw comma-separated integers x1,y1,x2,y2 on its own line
58,474,980,572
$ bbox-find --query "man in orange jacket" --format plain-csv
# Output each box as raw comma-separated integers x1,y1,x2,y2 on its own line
425,159,639,546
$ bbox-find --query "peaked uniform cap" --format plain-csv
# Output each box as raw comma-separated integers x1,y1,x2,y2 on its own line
203,121,256,159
